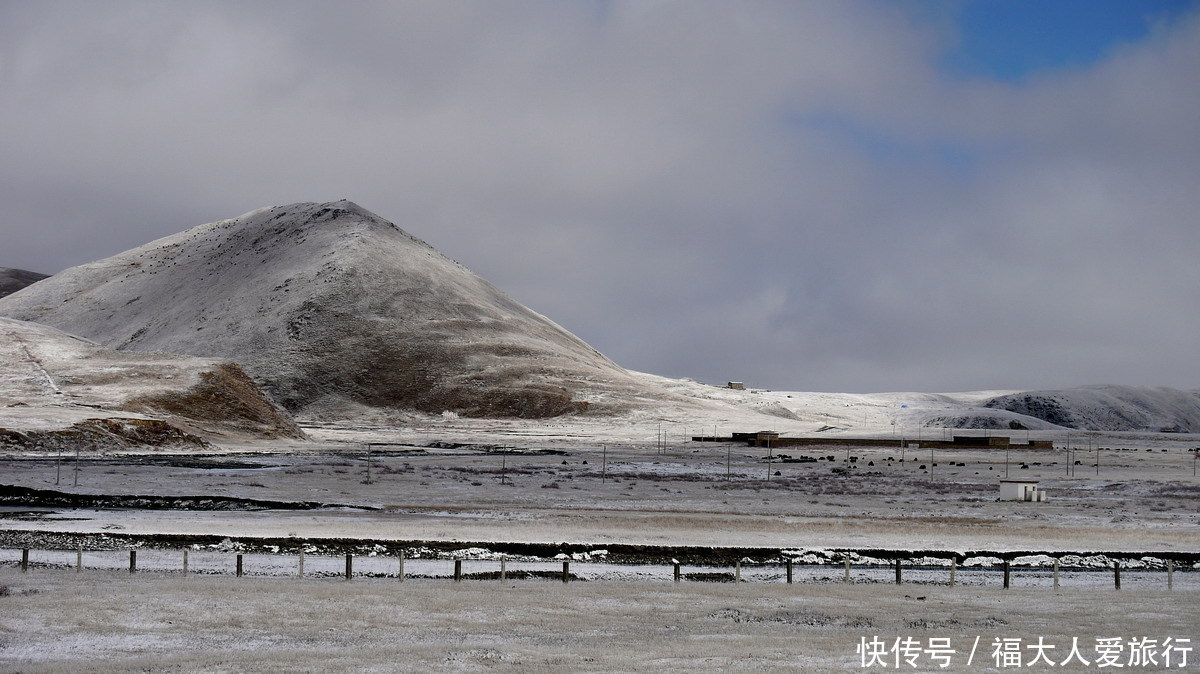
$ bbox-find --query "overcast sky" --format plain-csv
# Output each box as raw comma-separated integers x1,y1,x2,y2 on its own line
2,0,1198,393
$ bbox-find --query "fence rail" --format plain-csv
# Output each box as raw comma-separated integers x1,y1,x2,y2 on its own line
2,547,1193,591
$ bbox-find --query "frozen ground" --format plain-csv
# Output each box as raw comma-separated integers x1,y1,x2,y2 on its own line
2,409,1199,671
1,571,1196,672
3,410,1197,553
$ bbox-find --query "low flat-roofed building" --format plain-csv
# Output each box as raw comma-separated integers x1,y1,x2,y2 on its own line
999,479,1045,502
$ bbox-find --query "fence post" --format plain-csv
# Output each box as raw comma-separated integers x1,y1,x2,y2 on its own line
562,561,570,584
398,552,405,582
844,557,851,583
298,549,305,578
1053,559,1059,590
1003,560,1010,589
894,559,901,585
786,560,793,584
345,553,353,581
77,547,83,573
454,559,462,583
236,553,243,577
735,561,742,583
1114,561,1121,591
949,558,956,587
21,548,28,573
129,550,137,574
674,562,681,583
182,549,188,577
1168,560,1174,591
500,559,506,582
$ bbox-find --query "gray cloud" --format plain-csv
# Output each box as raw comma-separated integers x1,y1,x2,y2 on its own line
2,1,1197,393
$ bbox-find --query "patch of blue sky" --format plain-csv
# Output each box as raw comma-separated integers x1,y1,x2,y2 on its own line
895,0,1198,83
793,111,984,175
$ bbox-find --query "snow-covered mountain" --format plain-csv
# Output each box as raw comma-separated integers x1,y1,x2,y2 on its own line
0,268,48,299
984,386,1200,433
3,201,1195,433
0,201,664,418
0,317,301,449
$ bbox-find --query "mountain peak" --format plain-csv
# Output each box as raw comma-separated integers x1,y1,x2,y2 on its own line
250,200,389,228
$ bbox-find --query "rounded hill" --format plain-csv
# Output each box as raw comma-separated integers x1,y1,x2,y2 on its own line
0,201,654,418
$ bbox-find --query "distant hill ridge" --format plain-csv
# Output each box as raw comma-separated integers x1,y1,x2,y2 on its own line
0,268,49,298
0,201,656,418
984,385,1200,433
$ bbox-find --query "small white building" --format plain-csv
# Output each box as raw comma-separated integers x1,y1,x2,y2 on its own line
999,479,1045,502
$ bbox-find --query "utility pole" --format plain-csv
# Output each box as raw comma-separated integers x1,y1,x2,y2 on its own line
1070,431,1080,474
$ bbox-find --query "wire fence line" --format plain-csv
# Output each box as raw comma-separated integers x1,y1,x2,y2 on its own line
2,547,1194,591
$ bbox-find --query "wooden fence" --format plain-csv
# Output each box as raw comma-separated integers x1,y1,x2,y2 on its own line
5,548,1191,591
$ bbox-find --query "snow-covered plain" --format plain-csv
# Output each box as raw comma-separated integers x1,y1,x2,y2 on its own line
3,398,1198,554
2,569,1196,672
3,371,1199,673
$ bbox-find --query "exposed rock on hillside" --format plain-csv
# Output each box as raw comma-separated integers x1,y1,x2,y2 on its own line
0,268,49,298
0,317,302,446
0,201,661,418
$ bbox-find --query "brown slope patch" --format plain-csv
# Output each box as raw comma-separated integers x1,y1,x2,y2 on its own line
0,417,211,452
121,362,304,439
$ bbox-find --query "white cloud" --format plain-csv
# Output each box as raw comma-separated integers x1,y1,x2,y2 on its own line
1,0,1197,392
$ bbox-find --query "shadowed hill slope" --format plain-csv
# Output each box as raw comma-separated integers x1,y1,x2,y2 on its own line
0,201,660,418
0,268,49,299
